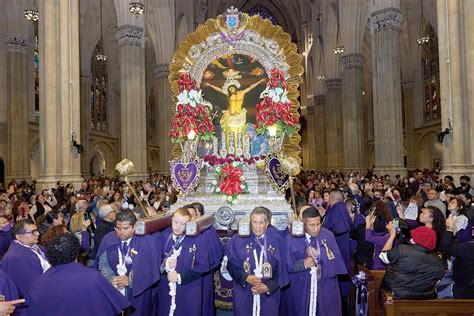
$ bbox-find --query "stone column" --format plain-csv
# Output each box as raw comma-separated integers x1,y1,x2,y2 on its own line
402,78,415,169
314,95,326,169
116,25,147,180
154,63,172,173
6,36,31,183
303,105,315,169
437,0,474,182
36,0,83,191
341,54,366,172
370,8,406,178
325,79,344,169
79,71,92,178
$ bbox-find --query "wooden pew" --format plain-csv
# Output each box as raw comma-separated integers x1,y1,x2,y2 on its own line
381,289,474,316
358,265,385,316
361,267,474,315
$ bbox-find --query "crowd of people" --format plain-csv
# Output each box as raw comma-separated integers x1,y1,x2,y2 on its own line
0,168,472,315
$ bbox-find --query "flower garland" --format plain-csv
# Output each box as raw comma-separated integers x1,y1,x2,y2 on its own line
212,162,248,205
170,74,215,143
203,154,265,168
255,69,299,136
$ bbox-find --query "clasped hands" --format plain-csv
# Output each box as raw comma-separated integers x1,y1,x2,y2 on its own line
304,246,318,268
112,275,129,290
246,275,269,295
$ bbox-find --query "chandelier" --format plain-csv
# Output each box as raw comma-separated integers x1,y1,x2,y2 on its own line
416,0,429,45
129,1,145,16
96,0,107,62
333,0,345,55
24,0,39,22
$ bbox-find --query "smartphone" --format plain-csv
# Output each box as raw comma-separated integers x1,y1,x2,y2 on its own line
83,212,89,221
393,218,400,232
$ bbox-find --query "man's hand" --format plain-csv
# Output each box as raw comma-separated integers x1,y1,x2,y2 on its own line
251,283,270,295
113,275,129,289
0,299,25,315
246,275,262,287
167,257,177,270
304,256,315,268
168,271,178,283
316,206,326,217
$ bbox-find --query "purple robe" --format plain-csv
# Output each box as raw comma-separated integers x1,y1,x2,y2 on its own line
285,228,347,316
455,222,472,244
157,229,210,316
323,201,352,296
365,230,399,270
26,262,130,316
225,230,289,316
0,226,13,259
95,232,162,315
201,226,223,316
0,267,19,301
2,242,46,315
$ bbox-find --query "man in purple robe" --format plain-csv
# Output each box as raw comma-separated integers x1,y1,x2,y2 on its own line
27,233,131,315
191,202,223,316
96,210,162,315
323,189,352,312
225,206,289,315
157,208,210,316
286,206,347,316
2,219,50,315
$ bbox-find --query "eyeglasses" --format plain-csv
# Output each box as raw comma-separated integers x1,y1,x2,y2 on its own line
21,230,39,235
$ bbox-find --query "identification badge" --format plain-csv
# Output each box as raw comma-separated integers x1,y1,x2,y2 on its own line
262,262,272,279
243,260,250,273
315,264,321,280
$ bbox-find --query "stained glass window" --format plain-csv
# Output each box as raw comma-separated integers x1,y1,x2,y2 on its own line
147,89,157,144
248,5,279,25
422,25,440,121
34,22,39,113
90,41,108,132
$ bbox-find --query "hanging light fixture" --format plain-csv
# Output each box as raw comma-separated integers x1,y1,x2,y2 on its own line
129,1,145,16
96,0,107,62
24,0,39,22
333,0,345,54
416,1,429,45
316,6,325,81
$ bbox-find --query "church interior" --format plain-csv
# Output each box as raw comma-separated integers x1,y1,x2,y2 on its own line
0,0,472,187
0,1,474,316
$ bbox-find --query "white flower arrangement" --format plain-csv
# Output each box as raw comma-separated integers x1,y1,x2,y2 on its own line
176,89,204,110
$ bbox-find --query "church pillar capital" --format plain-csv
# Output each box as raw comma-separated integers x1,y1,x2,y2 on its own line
340,54,364,71
4,36,31,54
370,8,404,32
116,25,144,46
154,63,170,79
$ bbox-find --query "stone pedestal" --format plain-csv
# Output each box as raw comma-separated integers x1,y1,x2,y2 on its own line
341,54,366,172
36,0,83,191
6,36,31,183
370,8,406,178
154,64,173,173
325,79,344,169
116,25,148,181
437,0,474,183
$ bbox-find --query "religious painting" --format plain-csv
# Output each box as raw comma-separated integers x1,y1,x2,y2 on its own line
200,54,269,156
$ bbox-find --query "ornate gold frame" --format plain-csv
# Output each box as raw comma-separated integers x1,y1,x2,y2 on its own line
169,11,303,161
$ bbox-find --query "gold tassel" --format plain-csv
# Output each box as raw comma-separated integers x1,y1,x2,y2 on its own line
322,239,335,260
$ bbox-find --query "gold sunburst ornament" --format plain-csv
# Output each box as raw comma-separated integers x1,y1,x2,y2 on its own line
169,7,303,162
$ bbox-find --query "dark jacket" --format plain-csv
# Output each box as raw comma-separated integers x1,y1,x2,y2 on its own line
439,231,474,298
383,243,444,299
90,219,115,259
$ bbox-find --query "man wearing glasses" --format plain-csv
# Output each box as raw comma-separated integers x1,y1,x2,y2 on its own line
2,219,50,315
